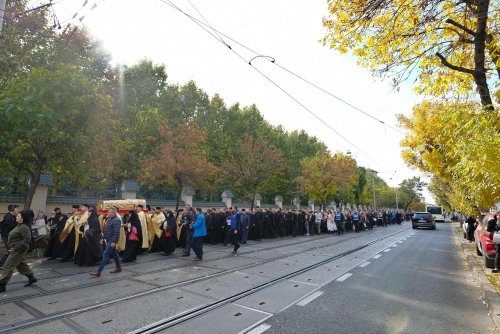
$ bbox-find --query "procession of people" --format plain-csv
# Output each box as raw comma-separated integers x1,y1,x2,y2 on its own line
0,201,407,291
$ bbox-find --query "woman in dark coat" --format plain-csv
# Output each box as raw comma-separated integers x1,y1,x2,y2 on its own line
74,207,103,266
176,209,187,249
44,209,68,259
159,210,176,255
122,211,141,262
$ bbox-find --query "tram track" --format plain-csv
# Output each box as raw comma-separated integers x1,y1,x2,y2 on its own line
0,226,410,333
131,226,411,334
0,228,382,305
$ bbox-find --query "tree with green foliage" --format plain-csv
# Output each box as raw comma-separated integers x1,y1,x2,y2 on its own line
0,65,112,208
224,136,285,209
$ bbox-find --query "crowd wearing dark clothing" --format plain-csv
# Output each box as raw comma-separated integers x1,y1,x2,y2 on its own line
0,201,409,291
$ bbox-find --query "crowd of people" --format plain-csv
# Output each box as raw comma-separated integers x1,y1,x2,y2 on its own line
0,202,407,292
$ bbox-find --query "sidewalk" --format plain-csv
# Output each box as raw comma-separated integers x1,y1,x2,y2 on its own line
452,222,500,330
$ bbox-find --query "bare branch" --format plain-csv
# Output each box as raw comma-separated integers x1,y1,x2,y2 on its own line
435,52,475,75
445,18,475,36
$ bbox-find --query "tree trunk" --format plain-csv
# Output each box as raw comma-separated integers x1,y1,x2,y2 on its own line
24,151,46,209
25,171,41,209
474,0,494,111
175,186,181,213
50,174,58,196
404,193,417,212
251,187,257,211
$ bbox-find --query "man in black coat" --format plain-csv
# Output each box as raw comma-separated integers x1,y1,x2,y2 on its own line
0,204,19,267
44,207,68,259
205,210,216,244
253,207,264,241
467,215,477,242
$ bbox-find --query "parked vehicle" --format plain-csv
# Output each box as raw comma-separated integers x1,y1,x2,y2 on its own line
474,213,497,268
412,212,436,230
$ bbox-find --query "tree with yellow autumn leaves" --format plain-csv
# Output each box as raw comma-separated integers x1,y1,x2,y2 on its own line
323,0,499,108
298,153,358,210
398,101,499,213
323,0,499,213
140,121,218,211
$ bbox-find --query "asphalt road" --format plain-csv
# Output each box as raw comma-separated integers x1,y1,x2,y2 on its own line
263,224,497,334
2,223,495,334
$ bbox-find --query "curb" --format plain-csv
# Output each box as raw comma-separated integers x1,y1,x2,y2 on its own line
453,223,500,331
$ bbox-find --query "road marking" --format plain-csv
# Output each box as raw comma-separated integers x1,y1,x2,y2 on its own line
384,249,391,252
392,244,398,247
246,324,271,334
233,304,273,316
373,254,382,259
359,261,370,268
288,279,320,287
336,273,352,282
296,291,324,306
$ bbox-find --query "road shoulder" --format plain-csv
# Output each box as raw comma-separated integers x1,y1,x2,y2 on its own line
453,222,500,330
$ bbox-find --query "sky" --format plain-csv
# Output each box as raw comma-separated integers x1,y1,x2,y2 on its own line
51,0,434,203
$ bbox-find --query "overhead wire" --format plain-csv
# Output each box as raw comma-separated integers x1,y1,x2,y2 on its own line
158,0,389,170
162,0,404,135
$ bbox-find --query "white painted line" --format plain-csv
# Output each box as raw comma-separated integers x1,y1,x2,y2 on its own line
233,304,273,316
296,291,324,306
336,273,352,282
383,249,391,252
245,324,271,334
359,261,370,268
288,279,320,287
392,244,398,247
373,254,382,259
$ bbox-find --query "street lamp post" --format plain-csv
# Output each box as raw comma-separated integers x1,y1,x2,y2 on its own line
366,168,378,211
396,189,399,211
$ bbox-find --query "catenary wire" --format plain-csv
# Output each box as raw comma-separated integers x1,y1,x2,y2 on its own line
165,0,404,135
158,0,388,170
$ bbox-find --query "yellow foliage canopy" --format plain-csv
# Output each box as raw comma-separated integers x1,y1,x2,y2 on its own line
398,101,500,213
299,152,358,208
323,0,499,107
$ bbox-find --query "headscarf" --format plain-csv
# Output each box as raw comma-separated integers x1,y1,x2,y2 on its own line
20,209,33,225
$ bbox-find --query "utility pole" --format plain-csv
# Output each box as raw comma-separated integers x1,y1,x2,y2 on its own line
0,0,7,36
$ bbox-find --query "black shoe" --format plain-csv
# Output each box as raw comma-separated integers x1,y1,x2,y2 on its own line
492,269,499,273
0,284,5,293
231,251,237,256
182,253,190,257
24,274,38,287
